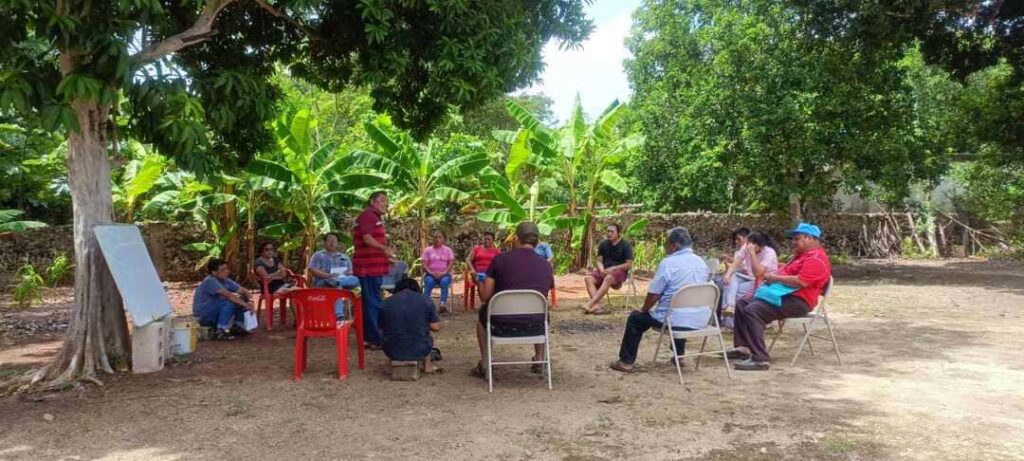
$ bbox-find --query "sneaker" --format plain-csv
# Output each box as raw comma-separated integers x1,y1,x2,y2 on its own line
733,358,770,371
229,326,250,337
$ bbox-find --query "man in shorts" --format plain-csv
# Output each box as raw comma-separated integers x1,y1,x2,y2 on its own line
582,223,634,314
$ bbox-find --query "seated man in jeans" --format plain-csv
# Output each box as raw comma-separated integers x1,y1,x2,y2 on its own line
192,258,255,340
470,222,554,378
380,277,442,373
307,232,359,289
609,227,710,373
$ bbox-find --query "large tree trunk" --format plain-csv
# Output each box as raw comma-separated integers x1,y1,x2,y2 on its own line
36,98,129,387
788,192,802,225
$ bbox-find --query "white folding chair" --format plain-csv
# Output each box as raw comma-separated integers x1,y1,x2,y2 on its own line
620,271,640,306
486,290,552,392
768,276,842,366
651,283,732,384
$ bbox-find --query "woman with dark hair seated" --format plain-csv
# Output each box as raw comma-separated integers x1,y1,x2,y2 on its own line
380,277,443,373
722,231,779,315
254,242,299,295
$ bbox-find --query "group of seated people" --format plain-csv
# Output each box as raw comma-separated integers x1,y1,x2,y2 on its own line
191,216,831,376
608,221,831,372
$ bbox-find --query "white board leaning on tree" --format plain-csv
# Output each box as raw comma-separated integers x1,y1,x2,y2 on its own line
95,225,173,326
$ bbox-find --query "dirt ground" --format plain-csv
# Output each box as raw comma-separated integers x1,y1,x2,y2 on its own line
1,259,1023,460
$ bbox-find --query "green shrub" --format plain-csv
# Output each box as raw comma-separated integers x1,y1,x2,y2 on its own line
900,237,937,259
631,239,665,273
11,263,45,309
45,252,73,287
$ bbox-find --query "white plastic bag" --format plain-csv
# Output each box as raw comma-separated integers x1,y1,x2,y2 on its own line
243,311,259,331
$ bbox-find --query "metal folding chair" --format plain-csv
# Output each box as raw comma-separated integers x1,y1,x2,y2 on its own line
616,271,640,307
486,290,552,392
768,276,842,366
651,282,732,384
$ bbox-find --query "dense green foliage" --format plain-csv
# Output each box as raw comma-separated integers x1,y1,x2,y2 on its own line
626,0,939,216
0,0,1020,247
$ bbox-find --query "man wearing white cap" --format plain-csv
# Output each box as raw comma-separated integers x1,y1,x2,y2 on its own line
730,222,832,371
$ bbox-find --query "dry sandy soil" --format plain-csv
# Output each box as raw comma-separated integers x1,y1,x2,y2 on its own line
1,259,1023,460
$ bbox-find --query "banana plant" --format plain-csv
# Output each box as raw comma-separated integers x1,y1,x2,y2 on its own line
476,179,570,244
357,118,490,249
502,96,642,267
182,219,237,271
0,209,46,233
112,140,166,221
247,109,386,263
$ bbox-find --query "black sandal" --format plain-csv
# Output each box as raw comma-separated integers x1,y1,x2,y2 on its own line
212,329,235,341
469,363,486,379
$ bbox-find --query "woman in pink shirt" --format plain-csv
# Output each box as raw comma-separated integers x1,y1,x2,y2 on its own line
421,230,455,312
722,232,779,312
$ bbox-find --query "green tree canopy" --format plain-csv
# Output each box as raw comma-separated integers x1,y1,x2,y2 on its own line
625,0,944,220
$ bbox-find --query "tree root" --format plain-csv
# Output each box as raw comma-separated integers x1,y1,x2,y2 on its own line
1,364,106,395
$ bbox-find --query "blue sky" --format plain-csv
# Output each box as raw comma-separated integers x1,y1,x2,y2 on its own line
523,0,642,122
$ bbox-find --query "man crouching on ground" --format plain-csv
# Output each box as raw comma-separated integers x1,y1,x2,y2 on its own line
380,277,442,373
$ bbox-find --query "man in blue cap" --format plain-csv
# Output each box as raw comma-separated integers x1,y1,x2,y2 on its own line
730,222,831,371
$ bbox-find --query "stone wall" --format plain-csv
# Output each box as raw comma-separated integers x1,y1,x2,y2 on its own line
0,212,970,283
0,222,208,284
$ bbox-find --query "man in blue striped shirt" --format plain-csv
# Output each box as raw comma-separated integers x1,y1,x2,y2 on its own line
610,227,710,373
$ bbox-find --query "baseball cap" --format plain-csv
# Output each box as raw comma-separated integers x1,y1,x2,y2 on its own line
786,222,822,239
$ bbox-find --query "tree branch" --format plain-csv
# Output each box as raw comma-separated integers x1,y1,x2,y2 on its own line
130,0,235,65
253,0,321,41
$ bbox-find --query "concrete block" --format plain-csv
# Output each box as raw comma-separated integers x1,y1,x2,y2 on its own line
390,361,420,381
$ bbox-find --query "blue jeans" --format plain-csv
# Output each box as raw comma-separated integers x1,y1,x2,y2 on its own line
313,275,360,289
312,277,359,320
423,273,452,304
618,310,695,364
197,298,246,331
359,276,384,345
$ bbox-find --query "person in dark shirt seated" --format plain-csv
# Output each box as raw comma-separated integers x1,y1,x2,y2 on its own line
470,222,554,378
380,277,442,373
582,223,634,314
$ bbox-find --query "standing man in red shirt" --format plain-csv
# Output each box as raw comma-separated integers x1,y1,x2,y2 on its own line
354,191,397,349
730,222,831,371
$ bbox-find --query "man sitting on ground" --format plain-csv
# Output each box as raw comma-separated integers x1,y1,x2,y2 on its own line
380,277,442,374
308,232,359,289
192,259,255,340
730,222,832,371
470,222,554,378
609,227,710,373
582,223,634,314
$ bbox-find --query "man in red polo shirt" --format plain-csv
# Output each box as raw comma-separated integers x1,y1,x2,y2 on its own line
354,191,396,349
730,222,831,371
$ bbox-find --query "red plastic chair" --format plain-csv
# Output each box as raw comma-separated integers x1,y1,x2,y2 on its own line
255,269,306,330
463,266,478,311
292,288,360,381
